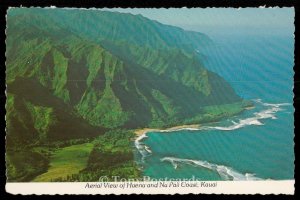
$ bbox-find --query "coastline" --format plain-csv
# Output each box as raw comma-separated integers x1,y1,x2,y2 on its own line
134,124,201,137
133,104,256,158
133,124,202,158
245,106,255,110
133,104,256,138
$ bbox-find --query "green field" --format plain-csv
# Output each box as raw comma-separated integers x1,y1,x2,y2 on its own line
33,143,94,182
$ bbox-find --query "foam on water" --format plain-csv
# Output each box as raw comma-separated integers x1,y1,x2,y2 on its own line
254,99,292,107
161,157,263,181
159,127,201,133
135,100,291,161
200,99,291,131
135,134,152,161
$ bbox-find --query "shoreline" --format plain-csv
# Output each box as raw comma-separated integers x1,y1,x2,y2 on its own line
245,106,255,110
133,124,202,158
134,124,201,137
133,105,256,137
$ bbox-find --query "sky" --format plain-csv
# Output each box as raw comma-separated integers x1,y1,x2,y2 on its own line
102,8,294,37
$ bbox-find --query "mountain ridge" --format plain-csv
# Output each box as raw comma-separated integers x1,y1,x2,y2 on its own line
6,8,248,147
8,8,213,53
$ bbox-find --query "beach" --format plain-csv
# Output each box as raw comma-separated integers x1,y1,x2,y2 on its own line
134,124,201,137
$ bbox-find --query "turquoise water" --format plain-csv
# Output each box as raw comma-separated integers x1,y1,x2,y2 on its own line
135,35,294,180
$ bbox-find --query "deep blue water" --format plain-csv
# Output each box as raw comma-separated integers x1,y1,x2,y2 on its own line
135,34,294,180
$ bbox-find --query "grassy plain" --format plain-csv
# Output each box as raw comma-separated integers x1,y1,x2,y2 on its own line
33,143,93,182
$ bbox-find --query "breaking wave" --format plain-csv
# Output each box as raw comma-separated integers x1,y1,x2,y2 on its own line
200,99,291,131
135,134,152,162
161,157,263,181
135,99,291,160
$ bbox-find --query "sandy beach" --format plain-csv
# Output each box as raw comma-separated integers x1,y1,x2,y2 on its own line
134,124,201,137
245,106,255,110
133,104,255,137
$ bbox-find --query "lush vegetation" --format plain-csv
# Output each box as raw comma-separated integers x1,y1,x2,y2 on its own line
6,8,249,182
33,143,94,182
6,150,49,182
9,8,212,54
6,138,92,182
182,100,253,125
6,133,140,182
77,130,140,181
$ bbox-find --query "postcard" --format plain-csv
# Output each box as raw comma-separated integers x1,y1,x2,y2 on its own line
5,7,295,195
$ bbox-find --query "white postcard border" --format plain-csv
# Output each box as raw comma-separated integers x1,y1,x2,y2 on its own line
6,180,295,195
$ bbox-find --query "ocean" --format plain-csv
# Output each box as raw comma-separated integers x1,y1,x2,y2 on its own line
135,34,294,180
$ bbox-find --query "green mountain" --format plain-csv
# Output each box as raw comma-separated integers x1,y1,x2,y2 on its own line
9,8,212,53
6,8,249,148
